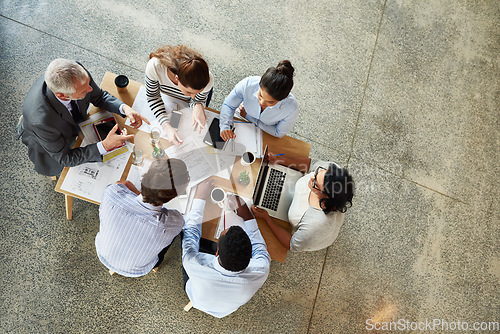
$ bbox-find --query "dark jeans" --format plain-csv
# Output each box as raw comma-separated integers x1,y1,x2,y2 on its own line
181,230,217,289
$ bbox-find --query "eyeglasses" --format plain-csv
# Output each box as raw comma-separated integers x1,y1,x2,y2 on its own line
312,166,326,193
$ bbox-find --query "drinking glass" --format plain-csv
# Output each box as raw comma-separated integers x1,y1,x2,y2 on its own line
150,127,161,145
132,147,143,166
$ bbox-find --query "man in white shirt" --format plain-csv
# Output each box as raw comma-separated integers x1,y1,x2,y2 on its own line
182,181,271,318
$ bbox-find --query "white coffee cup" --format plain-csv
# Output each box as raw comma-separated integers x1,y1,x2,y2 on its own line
210,188,226,208
240,151,256,166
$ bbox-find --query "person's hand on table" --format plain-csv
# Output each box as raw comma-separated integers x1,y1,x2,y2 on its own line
195,179,214,200
251,205,271,220
123,105,150,129
162,122,183,146
192,103,207,134
238,103,247,118
228,194,253,221
220,129,236,141
102,125,134,151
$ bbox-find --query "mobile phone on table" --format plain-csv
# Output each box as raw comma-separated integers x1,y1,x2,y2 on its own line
169,110,182,130
93,117,121,141
203,118,234,150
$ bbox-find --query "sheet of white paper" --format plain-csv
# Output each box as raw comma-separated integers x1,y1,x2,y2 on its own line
128,86,193,138
233,122,263,158
127,158,153,191
165,136,217,189
60,144,132,203
129,90,237,182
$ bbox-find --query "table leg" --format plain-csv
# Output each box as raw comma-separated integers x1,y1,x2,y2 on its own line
65,194,73,220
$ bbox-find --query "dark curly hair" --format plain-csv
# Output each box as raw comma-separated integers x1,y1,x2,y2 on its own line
218,226,252,272
319,164,354,214
141,159,189,206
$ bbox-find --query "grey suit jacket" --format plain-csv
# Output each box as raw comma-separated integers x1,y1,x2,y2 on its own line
21,65,124,176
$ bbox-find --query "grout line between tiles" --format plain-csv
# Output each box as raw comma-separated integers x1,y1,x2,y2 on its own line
346,0,388,168
0,14,143,75
307,1,388,331
306,249,329,334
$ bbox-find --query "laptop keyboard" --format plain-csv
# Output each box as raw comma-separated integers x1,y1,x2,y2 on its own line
261,168,286,211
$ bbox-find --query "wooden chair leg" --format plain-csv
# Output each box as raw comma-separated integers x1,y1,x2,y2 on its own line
109,270,115,276
184,301,193,312
65,195,73,220
50,176,57,181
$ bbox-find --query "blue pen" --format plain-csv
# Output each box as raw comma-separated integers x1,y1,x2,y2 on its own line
275,153,284,156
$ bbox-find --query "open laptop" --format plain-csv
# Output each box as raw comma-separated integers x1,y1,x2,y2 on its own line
252,146,303,221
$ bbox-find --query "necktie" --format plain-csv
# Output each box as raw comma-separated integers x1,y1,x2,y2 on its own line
70,100,84,123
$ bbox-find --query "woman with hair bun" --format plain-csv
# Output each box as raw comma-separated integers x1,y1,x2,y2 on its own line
145,45,214,145
220,60,298,139
251,153,354,252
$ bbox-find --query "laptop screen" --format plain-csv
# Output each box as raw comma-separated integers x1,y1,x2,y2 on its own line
252,145,269,203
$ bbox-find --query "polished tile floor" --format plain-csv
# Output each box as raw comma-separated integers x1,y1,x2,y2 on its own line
0,1,498,333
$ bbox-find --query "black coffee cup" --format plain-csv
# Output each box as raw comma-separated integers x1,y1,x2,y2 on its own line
241,152,255,166
114,75,129,91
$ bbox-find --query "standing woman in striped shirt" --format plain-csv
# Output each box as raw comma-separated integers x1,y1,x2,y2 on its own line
145,45,214,145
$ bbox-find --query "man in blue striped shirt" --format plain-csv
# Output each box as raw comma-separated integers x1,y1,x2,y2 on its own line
95,159,189,277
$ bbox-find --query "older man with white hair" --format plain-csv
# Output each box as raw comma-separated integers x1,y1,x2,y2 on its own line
19,58,148,176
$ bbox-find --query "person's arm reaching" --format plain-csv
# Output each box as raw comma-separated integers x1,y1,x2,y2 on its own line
116,180,140,195
252,205,291,250
230,195,271,265
220,78,248,141
182,180,213,261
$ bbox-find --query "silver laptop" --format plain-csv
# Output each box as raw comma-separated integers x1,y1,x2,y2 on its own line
252,146,303,221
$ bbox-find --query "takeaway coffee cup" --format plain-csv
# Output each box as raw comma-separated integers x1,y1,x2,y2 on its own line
211,188,226,208
240,151,256,166
114,75,129,93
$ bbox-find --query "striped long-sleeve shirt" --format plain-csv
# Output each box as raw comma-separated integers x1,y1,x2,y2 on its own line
145,57,214,125
95,183,185,277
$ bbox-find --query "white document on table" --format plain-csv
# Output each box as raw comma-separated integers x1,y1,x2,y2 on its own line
60,142,132,203
165,136,217,189
233,122,263,158
128,86,192,138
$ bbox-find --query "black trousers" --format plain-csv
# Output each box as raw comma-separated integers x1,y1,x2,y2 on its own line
153,233,182,268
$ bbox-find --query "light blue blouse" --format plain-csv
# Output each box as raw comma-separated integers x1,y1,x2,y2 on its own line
219,76,299,138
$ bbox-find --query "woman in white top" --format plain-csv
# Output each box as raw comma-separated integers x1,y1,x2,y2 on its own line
219,60,298,140
145,45,214,145
252,153,354,252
